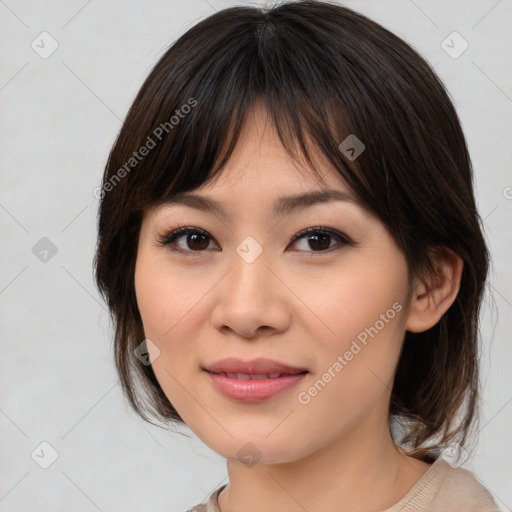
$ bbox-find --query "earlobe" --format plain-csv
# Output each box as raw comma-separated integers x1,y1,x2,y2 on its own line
405,247,464,334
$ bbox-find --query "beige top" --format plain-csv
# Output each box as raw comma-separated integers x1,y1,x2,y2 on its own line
187,458,500,512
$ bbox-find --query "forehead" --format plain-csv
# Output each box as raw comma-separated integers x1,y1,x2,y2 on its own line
148,101,371,223
195,101,354,196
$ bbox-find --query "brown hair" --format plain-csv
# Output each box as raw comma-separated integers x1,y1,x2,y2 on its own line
93,0,490,463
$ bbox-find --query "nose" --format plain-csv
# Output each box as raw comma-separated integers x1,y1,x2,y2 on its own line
210,241,291,339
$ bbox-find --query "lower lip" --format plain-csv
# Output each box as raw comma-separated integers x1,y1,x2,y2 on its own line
204,371,308,402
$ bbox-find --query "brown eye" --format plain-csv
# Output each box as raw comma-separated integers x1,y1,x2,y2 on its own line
303,232,331,251
184,232,210,250
157,227,217,254
289,227,350,253
157,225,351,256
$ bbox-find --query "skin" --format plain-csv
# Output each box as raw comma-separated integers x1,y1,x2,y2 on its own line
134,102,463,512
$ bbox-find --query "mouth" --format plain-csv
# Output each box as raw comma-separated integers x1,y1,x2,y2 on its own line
205,371,308,379
203,362,309,402
203,357,308,377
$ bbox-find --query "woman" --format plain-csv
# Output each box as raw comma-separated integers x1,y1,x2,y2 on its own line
94,1,499,510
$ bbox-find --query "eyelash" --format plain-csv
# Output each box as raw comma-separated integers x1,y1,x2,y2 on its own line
155,225,353,257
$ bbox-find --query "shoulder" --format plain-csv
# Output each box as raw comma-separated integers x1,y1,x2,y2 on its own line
436,460,500,511
186,506,207,512
185,484,227,512
387,458,500,512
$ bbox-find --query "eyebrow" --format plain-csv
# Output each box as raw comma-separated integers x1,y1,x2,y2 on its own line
160,189,361,219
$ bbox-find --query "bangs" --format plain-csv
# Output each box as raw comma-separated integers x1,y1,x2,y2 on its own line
119,5,394,214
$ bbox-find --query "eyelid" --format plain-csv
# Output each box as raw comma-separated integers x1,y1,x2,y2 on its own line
155,225,354,255
290,226,352,246
155,225,217,250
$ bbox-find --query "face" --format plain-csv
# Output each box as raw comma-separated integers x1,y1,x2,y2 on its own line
134,103,414,465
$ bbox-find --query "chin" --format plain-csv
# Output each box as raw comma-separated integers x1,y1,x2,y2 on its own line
201,432,310,467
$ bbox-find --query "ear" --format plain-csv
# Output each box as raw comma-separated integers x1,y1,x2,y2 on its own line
405,246,464,333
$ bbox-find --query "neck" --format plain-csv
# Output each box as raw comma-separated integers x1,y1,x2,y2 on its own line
218,412,431,512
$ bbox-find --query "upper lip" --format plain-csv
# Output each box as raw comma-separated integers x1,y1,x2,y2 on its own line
203,357,308,375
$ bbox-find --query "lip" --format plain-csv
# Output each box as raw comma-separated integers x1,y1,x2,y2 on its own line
203,358,309,403
203,357,308,376
205,371,308,402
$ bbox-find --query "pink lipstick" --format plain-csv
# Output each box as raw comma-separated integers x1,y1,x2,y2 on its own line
203,357,308,402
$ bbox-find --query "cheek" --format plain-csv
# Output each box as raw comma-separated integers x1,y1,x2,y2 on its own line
134,254,207,415
295,256,408,406
134,251,209,341
297,257,407,344
133,251,218,405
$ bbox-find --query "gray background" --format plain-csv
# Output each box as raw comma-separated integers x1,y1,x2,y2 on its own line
1,0,511,511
